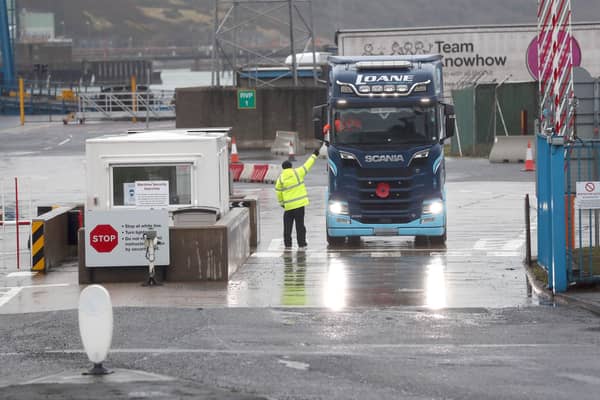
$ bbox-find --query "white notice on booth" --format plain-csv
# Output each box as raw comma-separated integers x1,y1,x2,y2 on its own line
135,181,169,207
123,182,136,205
575,181,600,209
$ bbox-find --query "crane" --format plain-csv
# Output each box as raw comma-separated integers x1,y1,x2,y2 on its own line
0,0,15,87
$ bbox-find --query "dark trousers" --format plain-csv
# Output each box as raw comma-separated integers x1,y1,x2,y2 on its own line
283,206,306,247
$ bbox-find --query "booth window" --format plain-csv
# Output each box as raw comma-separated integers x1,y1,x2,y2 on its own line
112,164,192,206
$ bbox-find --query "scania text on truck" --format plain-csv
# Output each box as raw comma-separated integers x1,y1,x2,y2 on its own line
313,55,455,245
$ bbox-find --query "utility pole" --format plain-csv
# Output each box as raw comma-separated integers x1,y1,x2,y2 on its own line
288,0,298,86
212,0,220,87
308,0,318,86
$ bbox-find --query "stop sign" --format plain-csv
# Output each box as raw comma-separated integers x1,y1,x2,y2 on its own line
89,224,119,253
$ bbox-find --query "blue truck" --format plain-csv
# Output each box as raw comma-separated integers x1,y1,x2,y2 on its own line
313,55,455,246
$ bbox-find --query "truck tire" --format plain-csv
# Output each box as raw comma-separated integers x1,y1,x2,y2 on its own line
430,231,447,246
414,235,428,247
327,234,345,246
347,236,361,247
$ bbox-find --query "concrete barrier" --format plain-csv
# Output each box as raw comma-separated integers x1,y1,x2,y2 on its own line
270,131,305,156
167,207,250,281
78,207,250,283
231,194,260,249
239,163,254,182
176,86,327,149
32,206,81,272
489,135,536,163
264,164,282,184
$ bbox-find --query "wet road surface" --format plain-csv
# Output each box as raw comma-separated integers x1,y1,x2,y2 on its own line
4,121,600,400
1,129,537,312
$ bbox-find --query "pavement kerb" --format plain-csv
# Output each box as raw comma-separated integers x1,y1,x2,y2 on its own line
524,260,600,316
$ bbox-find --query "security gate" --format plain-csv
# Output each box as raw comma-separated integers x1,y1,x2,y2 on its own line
565,141,600,284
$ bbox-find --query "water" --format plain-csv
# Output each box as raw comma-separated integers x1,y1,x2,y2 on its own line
151,69,233,91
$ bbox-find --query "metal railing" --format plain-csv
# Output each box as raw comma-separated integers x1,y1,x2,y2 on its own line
565,140,600,284
77,90,176,121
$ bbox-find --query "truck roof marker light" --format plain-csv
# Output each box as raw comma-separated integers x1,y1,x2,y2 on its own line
340,85,353,94
356,60,412,70
358,85,370,93
383,85,395,93
397,85,409,92
371,85,383,93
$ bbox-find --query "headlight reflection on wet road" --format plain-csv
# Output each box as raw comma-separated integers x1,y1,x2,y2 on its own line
424,256,446,310
323,258,348,311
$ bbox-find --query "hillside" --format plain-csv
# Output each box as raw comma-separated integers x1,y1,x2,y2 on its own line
19,0,600,48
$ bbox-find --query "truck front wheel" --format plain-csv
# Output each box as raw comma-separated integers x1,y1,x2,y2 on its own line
430,230,447,246
327,234,345,247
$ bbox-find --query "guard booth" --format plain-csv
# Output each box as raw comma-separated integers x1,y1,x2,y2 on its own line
85,128,231,213
80,128,252,283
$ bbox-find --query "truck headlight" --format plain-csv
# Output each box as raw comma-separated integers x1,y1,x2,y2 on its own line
409,149,429,165
423,200,443,215
340,151,357,160
329,200,349,215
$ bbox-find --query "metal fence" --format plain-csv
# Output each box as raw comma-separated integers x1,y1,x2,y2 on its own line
536,133,567,292
537,134,600,293
565,140,600,284
78,90,175,121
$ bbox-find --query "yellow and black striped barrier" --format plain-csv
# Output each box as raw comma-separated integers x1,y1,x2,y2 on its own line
31,220,45,272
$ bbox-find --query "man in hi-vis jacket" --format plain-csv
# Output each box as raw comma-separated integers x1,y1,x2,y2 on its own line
275,144,323,249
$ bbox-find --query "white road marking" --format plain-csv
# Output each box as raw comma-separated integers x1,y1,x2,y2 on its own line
371,252,403,258
278,359,310,371
0,287,22,308
251,252,282,258
556,373,600,385
502,240,523,251
30,343,594,358
7,271,38,278
473,238,524,251
486,252,521,257
268,238,283,251
397,288,424,293
57,136,72,147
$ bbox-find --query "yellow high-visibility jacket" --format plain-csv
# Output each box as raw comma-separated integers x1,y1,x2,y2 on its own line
275,154,317,211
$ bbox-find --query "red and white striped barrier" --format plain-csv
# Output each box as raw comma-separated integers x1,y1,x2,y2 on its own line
239,163,254,182
264,164,282,183
538,0,574,138
230,163,283,184
229,163,244,181
250,164,269,182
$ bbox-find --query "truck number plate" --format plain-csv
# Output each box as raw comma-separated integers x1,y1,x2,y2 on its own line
374,228,398,236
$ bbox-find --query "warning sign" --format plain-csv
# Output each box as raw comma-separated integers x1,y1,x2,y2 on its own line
135,180,169,207
575,181,600,209
85,209,170,267
89,224,119,253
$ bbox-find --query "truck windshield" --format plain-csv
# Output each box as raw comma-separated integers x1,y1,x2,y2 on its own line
332,106,438,146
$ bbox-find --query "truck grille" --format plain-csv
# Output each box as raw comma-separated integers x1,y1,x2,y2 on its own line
351,169,425,224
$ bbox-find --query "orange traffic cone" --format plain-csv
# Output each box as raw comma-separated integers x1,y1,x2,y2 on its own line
230,137,240,164
522,140,535,171
288,141,296,162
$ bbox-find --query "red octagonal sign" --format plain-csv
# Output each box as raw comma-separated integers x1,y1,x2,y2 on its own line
90,224,119,253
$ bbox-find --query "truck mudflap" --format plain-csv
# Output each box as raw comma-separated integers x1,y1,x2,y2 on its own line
326,211,445,237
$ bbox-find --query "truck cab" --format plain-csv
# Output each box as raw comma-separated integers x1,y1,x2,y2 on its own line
314,55,455,246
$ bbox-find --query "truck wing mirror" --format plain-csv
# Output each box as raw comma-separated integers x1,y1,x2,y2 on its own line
443,103,455,142
313,104,328,142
